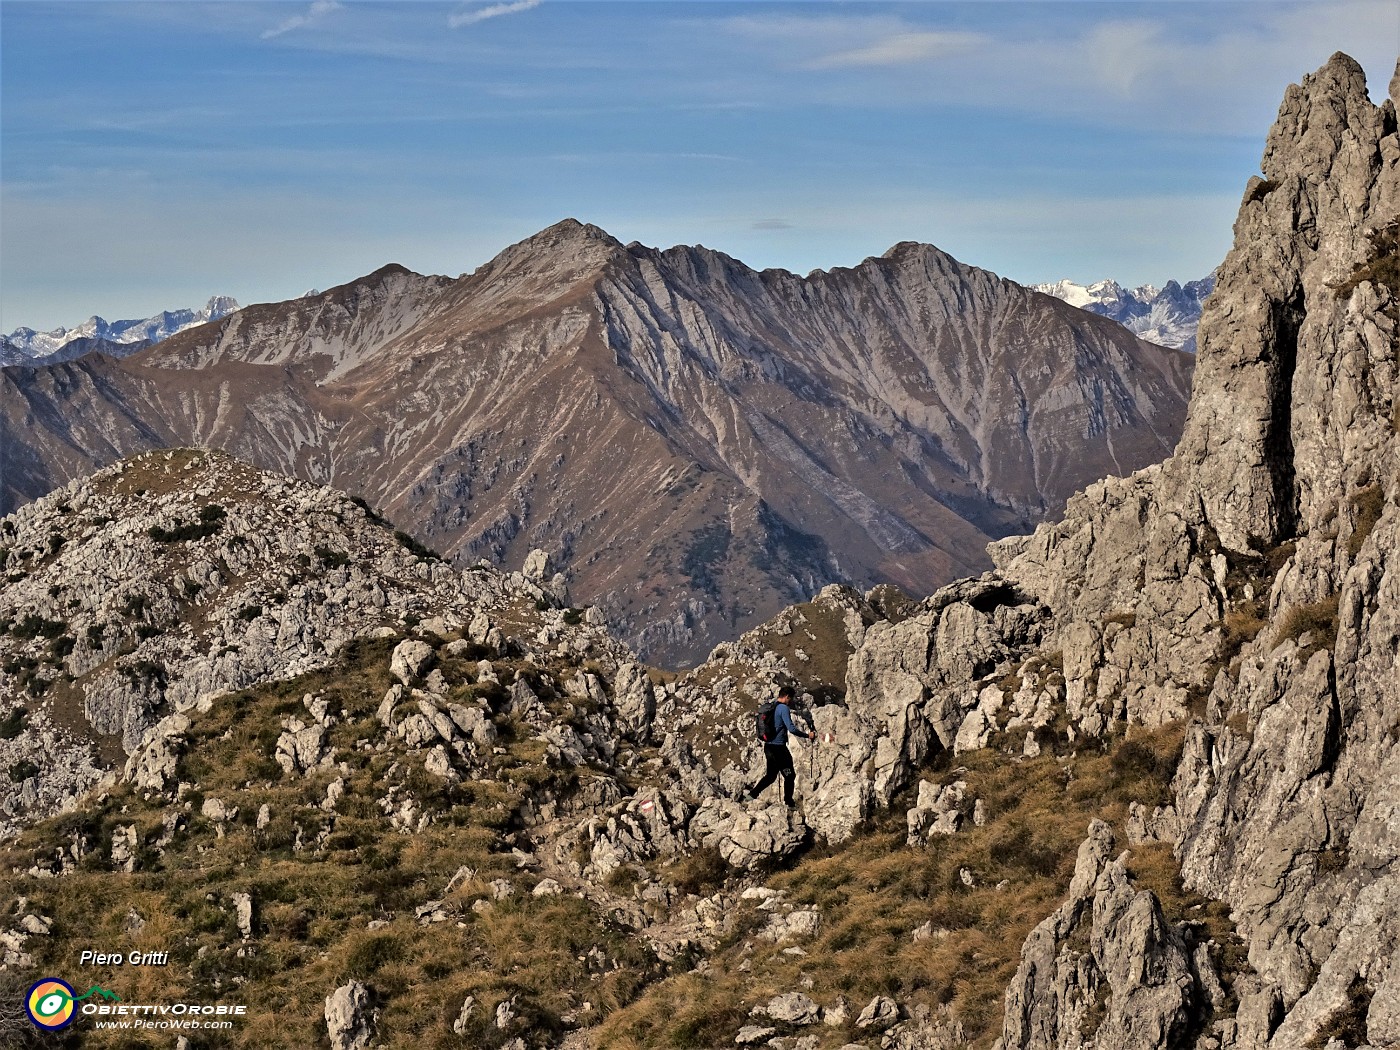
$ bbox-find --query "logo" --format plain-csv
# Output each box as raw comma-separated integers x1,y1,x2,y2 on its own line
26,979,77,1030
25,979,122,1030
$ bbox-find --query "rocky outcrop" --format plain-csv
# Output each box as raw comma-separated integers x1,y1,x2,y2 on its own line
971,53,1400,1049
324,981,376,1050
1003,822,1206,1050
0,448,632,836
688,51,1400,1050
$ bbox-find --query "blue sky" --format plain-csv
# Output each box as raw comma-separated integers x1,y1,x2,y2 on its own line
2,1,1396,332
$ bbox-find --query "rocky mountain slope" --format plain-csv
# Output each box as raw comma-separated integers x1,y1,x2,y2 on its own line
795,51,1396,1050
2,225,1192,667
1,297,240,368
1034,276,1215,352
0,448,607,839
0,49,1391,1050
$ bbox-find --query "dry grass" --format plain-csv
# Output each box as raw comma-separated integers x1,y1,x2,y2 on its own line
1275,594,1341,654
1346,484,1385,558
605,722,1190,1049
1304,975,1372,1049
0,638,661,1050
1333,253,1400,302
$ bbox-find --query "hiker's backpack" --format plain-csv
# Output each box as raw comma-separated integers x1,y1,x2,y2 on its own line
757,701,779,743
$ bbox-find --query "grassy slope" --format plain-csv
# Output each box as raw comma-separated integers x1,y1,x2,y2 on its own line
1,637,654,1049
1,624,1245,1050
602,721,1241,1050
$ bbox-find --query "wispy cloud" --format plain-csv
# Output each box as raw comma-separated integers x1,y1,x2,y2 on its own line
752,219,793,230
546,150,741,164
448,0,541,30
808,30,985,70
262,0,342,40
714,3,1395,134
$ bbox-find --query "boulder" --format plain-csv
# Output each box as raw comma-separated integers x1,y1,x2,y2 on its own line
389,639,434,684
855,995,899,1031
761,992,821,1025
233,892,254,939
324,981,375,1050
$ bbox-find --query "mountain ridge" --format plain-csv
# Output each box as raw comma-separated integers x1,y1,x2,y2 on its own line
2,224,1192,665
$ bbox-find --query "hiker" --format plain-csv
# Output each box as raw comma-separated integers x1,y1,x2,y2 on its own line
746,685,815,807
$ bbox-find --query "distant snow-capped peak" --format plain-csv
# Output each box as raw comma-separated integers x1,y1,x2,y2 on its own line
1033,273,1215,352
2,296,240,367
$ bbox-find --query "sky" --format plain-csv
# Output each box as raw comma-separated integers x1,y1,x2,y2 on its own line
1,1,1397,332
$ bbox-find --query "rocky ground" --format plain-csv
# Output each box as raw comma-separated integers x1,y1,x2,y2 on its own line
0,51,1396,1050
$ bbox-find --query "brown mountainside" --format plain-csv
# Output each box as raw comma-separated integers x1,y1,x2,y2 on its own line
1,227,1192,664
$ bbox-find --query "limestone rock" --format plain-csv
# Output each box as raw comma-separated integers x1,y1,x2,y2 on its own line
110,824,138,873
389,639,434,684
698,801,808,869
855,995,899,1031
275,719,327,775
452,996,476,1036
905,779,973,845
324,981,375,1050
612,662,657,743
760,909,822,944
736,1025,777,1045
522,548,553,583
760,992,821,1025
233,892,254,939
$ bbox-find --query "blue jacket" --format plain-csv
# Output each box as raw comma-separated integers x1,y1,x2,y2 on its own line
767,702,807,746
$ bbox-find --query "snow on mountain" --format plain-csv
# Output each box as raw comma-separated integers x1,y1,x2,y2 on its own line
1,296,240,367
1032,273,1215,352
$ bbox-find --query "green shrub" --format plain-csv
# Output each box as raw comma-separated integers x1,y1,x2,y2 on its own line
394,530,439,561
11,615,67,641
669,846,729,896
149,504,226,542
350,495,389,526
120,660,167,685
344,933,400,978
8,760,39,783
316,546,351,569
0,707,27,740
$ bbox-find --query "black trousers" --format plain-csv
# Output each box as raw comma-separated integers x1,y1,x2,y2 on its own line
751,743,796,804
